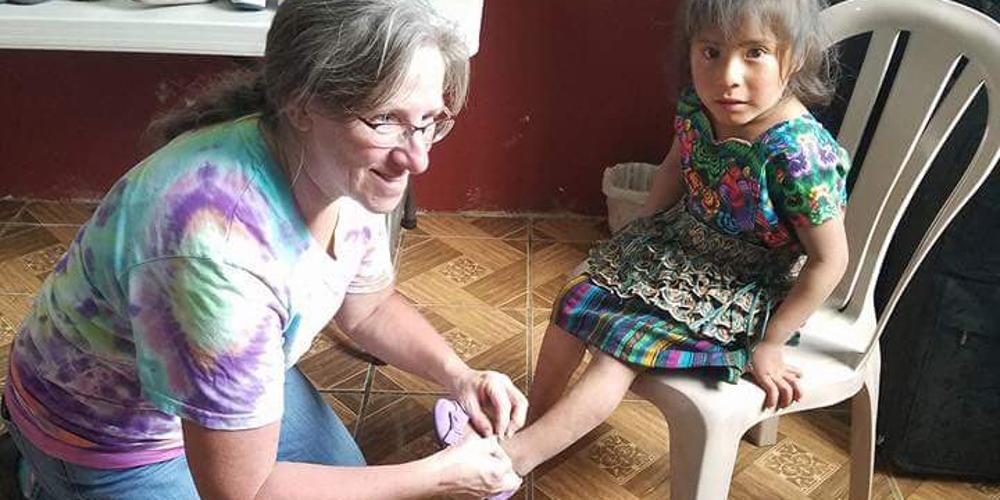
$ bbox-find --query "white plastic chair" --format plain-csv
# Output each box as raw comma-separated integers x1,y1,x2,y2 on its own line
629,0,1000,498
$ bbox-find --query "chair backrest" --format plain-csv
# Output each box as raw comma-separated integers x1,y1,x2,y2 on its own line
818,0,1000,359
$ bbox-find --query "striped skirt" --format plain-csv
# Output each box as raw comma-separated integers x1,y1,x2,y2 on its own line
551,207,803,383
552,275,749,383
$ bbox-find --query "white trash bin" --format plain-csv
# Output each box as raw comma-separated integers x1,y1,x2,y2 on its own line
602,162,660,233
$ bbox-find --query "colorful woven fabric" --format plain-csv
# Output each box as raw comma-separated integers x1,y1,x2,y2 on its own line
553,275,749,383
552,88,850,382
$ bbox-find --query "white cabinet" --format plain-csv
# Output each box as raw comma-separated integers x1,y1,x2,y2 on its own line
0,0,484,57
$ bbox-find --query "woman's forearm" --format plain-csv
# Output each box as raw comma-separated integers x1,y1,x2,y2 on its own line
345,292,471,390
255,458,444,500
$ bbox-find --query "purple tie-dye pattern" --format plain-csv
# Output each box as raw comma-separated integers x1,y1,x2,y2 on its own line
13,327,171,448
6,116,395,468
127,303,142,317
75,298,101,318
129,261,278,422
347,227,373,245
95,179,127,228
54,253,70,274
83,248,95,269
164,164,272,253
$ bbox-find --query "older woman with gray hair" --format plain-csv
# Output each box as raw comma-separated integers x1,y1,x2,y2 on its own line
0,0,525,498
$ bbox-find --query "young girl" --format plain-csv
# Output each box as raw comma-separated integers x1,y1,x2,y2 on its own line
435,0,850,487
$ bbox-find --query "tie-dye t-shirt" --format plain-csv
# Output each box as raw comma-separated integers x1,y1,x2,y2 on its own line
4,115,394,469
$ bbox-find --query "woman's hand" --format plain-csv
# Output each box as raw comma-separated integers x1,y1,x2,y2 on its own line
449,369,528,439
749,342,802,410
432,435,521,498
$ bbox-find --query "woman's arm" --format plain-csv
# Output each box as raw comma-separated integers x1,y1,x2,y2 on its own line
335,288,528,437
749,215,849,409
637,137,685,217
183,419,519,500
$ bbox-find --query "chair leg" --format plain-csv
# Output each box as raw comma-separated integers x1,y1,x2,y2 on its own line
746,416,779,446
666,414,743,500
850,358,880,500
401,184,417,230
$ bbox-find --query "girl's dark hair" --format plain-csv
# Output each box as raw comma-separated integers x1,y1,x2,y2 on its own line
680,0,839,106
149,0,470,146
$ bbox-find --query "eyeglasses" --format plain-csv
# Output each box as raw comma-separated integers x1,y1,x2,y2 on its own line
354,110,456,149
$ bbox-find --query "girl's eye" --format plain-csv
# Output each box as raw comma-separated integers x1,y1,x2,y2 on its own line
746,47,766,59
702,47,720,59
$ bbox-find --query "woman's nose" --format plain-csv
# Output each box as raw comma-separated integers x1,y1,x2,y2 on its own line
390,136,431,175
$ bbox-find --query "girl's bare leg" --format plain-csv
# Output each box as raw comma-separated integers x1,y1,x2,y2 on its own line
527,324,587,423
503,351,639,476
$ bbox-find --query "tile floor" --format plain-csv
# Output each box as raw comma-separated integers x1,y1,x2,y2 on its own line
1,199,998,499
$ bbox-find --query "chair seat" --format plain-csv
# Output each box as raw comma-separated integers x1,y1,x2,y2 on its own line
632,305,873,433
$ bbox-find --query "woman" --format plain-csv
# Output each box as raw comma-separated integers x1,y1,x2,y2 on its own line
0,0,525,498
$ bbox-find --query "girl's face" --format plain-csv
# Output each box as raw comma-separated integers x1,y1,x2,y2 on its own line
690,19,793,140
297,46,448,214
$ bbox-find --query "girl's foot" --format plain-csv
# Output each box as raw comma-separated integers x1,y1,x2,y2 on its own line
433,399,518,500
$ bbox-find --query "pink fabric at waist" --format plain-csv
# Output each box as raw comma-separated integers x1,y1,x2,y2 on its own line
4,380,185,470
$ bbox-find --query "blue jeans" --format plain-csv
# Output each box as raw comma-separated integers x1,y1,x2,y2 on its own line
2,367,365,499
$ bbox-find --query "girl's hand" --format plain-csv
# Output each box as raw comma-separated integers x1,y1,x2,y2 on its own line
749,342,803,409
449,369,528,439
432,435,522,498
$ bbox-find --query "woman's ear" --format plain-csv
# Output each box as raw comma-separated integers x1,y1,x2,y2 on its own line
284,100,314,133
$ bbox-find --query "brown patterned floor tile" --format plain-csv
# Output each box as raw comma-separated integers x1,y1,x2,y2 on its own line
396,237,463,283
461,259,528,309
730,461,815,499
752,438,840,494
298,326,373,391
439,238,526,270
908,478,999,499
529,240,591,310
535,435,645,499
808,464,898,500
399,231,431,251
320,391,364,433
733,433,779,476
777,412,851,466
410,213,528,239
369,368,406,393
15,200,98,225
397,237,527,307
532,217,610,242
971,482,1000,499
533,402,667,499
587,432,657,484
376,307,527,393
0,294,35,346
0,226,70,294
0,200,24,224
891,468,929,498
621,453,671,499
356,394,436,464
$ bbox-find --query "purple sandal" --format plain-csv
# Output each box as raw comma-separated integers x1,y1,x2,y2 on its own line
432,399,518,500
433,398,470,448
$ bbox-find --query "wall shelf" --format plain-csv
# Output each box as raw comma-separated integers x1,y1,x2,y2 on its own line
0,0,481,57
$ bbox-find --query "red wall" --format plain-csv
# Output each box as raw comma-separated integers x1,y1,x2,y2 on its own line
0,0,681,215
